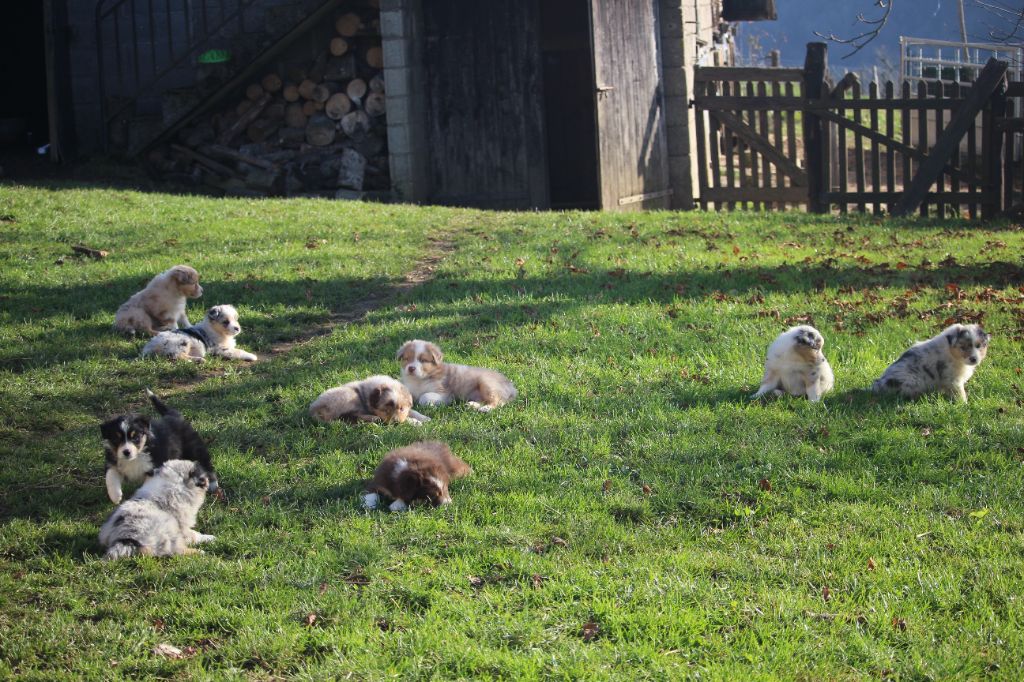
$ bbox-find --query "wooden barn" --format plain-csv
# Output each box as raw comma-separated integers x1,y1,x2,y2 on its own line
6,0,734,210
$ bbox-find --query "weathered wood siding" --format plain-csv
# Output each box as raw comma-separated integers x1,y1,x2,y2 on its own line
422,0,548,209
589,0,671,209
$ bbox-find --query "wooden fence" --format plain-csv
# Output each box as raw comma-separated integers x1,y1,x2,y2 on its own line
693,42,1021,218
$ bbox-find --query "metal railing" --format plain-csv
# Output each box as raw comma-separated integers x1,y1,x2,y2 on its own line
901,36,1023,86
95,0,261,150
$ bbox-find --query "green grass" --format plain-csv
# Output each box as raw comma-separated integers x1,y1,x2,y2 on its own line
1,183,1023,680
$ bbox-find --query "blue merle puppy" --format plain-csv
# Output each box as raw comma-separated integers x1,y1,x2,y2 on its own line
872,323,990,403
99,389,217,504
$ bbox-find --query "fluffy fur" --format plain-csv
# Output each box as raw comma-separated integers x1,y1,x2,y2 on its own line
113,265,203,336
142,304,257,362
100,389,217,504
873,323,990,402
363,441,471,511
309,375,430,425
751,325,835,402
98,459,215,559
397,340,517,412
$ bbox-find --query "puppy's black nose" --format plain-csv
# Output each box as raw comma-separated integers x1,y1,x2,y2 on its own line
121,448,132,457
196,476,208,488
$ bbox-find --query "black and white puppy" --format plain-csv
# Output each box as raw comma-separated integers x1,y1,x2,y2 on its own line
99,389,217,504
142,304,257,362
99,459,216,559
873,323,990,402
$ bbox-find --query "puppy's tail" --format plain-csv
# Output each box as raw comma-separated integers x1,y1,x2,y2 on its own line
146,388,180,418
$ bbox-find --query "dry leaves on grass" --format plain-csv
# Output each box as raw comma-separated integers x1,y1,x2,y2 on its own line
581,621,600,642
153,643,196,659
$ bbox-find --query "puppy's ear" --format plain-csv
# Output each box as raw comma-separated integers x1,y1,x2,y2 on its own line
172,266,196,284
99,417,121,438
396,342,411,361
368,386,383,407
427,343,443,364
207,306,222,320
136,415,151,433
945,325,962,345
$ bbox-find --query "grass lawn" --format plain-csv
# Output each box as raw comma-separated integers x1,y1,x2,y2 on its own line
1,183,1023,680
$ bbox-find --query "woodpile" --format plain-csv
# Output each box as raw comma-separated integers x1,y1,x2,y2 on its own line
155,4,389,199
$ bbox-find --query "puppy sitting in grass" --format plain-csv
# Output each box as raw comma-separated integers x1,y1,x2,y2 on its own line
751,325,834,402
114,265,203,336
363,441,471,511
309,375,430,425
873,323,989,402
99,459,216,559
397,340,517,412
142,304,257,362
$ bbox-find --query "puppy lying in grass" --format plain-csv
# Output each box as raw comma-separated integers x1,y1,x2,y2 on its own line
309,375,430,425
114,265,203,336
751,325,834,402
363,441,471,511
142,304,257,362
397,339,517,412
99,459,216,559
873,323,989,402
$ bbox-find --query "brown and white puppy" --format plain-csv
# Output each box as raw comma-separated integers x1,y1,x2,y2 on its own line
142,304,257,362
114,265,203,336
396,340,517,412
873,323,990,402
363,441,471,511
751,325,835,402
309,375,430,425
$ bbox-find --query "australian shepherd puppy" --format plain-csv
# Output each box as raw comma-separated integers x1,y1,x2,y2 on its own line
363,441,471,511
873,323,990,402
142,304,257,362
751,325,835,402
99,389,218,504
99,459,216,559
396,340,517,412
309,375,430,425
114,265,203,336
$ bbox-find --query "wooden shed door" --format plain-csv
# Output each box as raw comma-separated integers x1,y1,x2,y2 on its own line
588,0,672,210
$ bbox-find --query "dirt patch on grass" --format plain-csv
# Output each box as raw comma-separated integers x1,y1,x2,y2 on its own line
267,234,456,355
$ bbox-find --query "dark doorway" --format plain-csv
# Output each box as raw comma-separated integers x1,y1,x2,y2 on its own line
539,0,599,209
0,2,49,156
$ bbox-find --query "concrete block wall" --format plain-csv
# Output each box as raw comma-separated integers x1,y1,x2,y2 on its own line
660,0,695,209
379,0,428,202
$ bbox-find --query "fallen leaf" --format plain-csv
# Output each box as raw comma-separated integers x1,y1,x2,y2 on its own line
514,257,525,267
260,495,271,506
581,620,600,642
921,428,932,437
892,617,907,631
152,618,165,632
163,238,178,246
305,238,326,249
641,484,653,495
867,557,877,571
895,261,908,269
153,643,184,659
468,575,484,588
531,574,544,589
551,536,569,548
602,479,612,493
822,585,831,602
305,613,318,627
318,582,328,594
758,478,772,492
732,245,741,255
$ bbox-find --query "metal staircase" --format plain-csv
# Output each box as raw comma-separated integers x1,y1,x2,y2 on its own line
94,0,343,156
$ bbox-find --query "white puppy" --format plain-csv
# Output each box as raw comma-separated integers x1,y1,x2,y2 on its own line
113,265,203,336
873,323,989,402
751,325,834,402
309,375,430,425
98,459,215,559
397,340,517,412
142,304,257,362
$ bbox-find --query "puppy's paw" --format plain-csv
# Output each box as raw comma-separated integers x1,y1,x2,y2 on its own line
194,533,217,544
409,410,431,423
407,418,424,427
388,499,408,512
467,401,494,413
363,493,380,509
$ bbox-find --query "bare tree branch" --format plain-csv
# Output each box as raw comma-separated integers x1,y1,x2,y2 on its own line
815,0,895,59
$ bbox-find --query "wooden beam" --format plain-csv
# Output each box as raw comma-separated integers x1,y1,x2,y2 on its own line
802,43,828,213
828,73,859,99
892,57,1008,217
694,67,804,83
712,110,808,186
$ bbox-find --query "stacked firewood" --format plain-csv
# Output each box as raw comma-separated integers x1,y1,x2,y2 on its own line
152,10,389,199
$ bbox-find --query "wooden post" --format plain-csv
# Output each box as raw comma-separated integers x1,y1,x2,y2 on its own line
769,50,780,68
983,79,1008,219
803,43,828,213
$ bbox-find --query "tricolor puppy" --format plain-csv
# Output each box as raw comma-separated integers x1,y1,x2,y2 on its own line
309,375,430,425
751,325,835,402
873,323,989,402
363,441,471,511
98,459,216,559
397,340,517,412
113,265,203,336
142,304,257,362
100,389,218,504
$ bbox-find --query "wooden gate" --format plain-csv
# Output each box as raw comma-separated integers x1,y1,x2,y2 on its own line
692,44,1011,218
693,66,809,210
